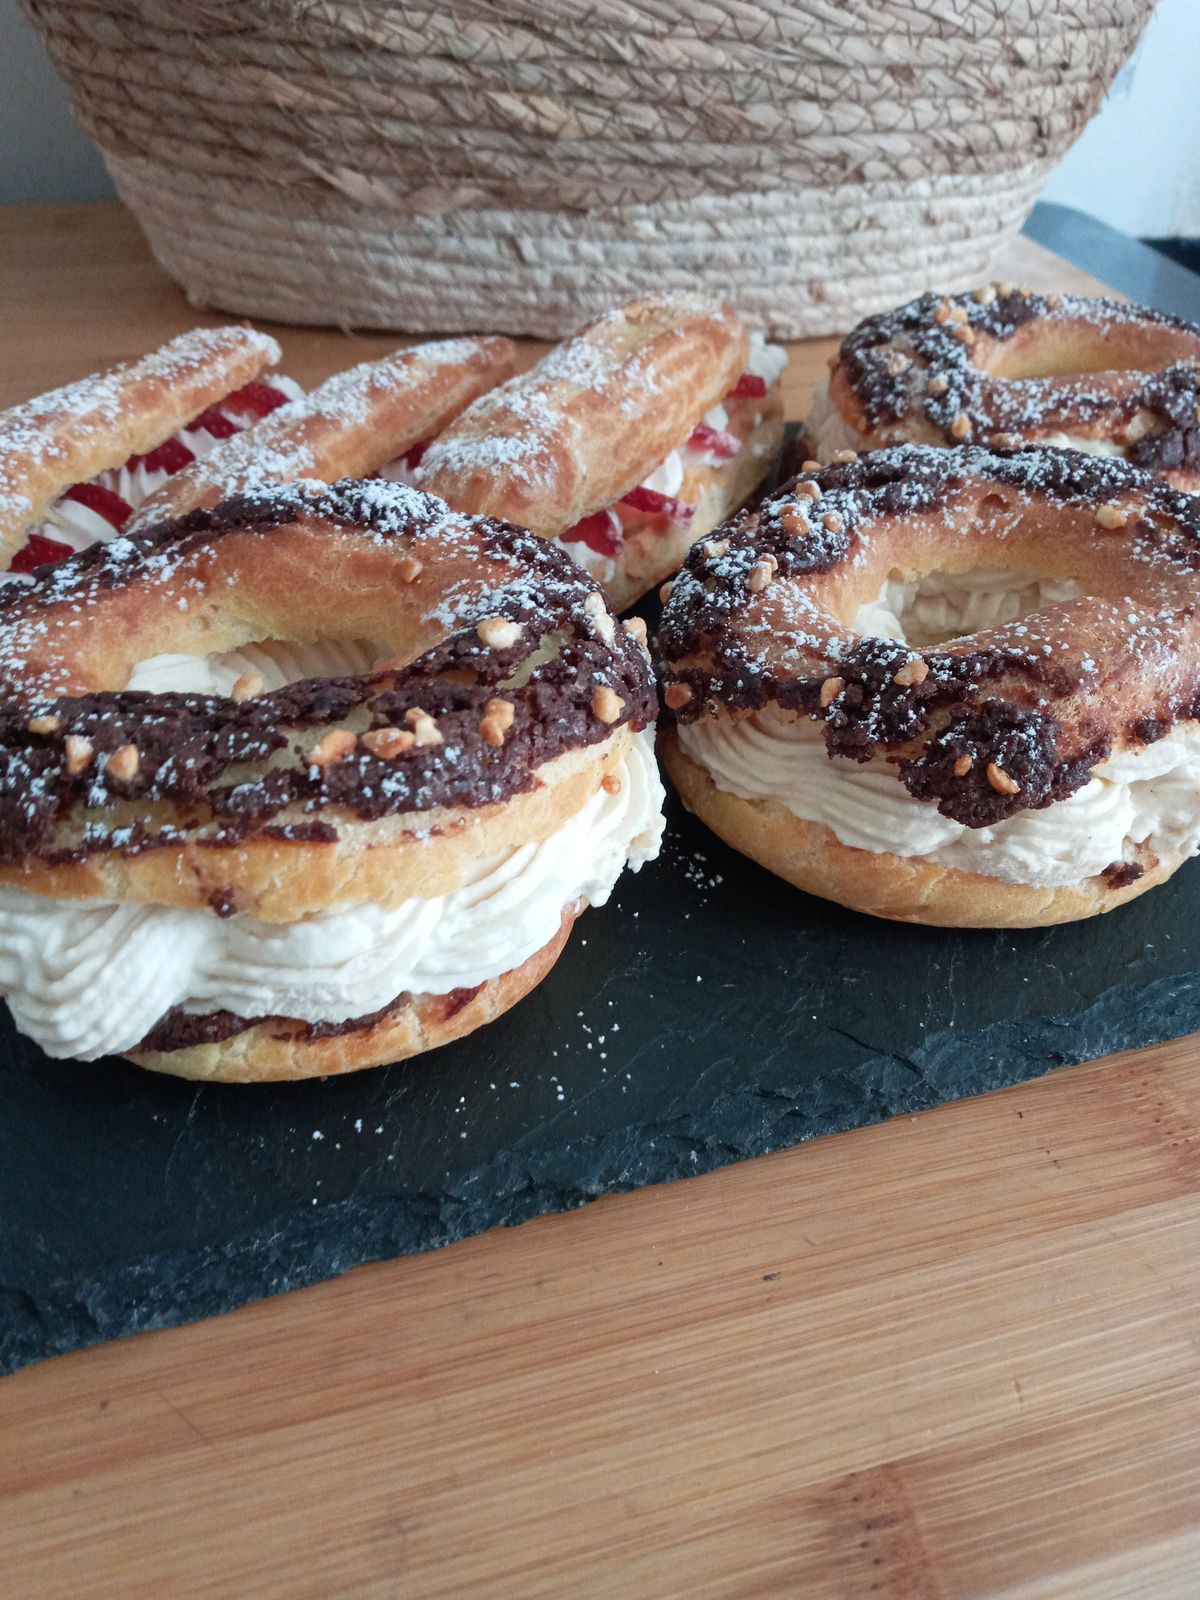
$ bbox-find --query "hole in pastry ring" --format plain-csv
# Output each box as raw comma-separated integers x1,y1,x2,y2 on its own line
0,479,657,920
658,444,1200,835
819,289,1200,490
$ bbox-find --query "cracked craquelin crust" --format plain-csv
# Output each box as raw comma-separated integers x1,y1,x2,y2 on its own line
0,326,282,567
124,336,517,534
128,912,576,1082
821,288,1200,492
0,477,656,921
656,444,1200,926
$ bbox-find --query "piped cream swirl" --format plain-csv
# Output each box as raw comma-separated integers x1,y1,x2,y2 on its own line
0,730,664,1059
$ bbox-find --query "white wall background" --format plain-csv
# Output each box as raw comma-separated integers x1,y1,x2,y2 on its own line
1,0,1198,236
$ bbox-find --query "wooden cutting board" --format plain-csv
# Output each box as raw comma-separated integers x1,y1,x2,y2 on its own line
1,204,1198,1599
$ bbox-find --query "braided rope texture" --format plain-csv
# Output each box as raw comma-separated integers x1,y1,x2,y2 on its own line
22,0,1154,336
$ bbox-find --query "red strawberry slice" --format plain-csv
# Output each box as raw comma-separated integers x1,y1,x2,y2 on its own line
191,405,240,440
225,381,292,419
9,533,74,574
688,421,740,457
619,486,695,524
560,508,623,558
61,481,134,530
127,436,196,477
727,373,767,399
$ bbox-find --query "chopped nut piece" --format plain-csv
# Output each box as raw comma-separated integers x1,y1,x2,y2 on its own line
624,616,648,646
885,351,911,376
986,761,1020,796
1095,503,1129,530
952,323,976,347
411,714,443,747
27,713,60,735
830,448,858,465
704,539,729,559
893,657,929,687
398,555,423,583
779,505,810,538
953,753,974,777
362,726,415,759
480,715,506,747
485,696,515,731
659,580,673,604
995,279,1015,296
933,300,953,324
106,743,140,782
797,480,822,501
64,735,93,775
308,729,357,767
819,676,844,708
664,682,693,709
973,284,997,305
989,432,1020,450
927,374,949,396
583,591,616,642
592,686,624,724
476,615,521,650
231,670,263,703
950,412,972,441
948,303,969,325
601,775,622,796
801,459,822,474
747,557,776,593
822,511,843,533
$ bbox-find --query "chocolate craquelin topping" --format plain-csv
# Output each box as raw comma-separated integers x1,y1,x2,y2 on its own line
837,289,1200,449
1102,860,1147,890
137,982,484,1054
657,444,1200,828
0,479,656,863
899,701,1111,827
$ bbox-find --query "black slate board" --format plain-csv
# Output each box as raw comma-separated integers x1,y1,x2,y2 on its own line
5,218,1200,1374
5,791,1200,1373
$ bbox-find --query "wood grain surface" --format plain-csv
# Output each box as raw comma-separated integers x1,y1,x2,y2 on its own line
1,204,1198,1600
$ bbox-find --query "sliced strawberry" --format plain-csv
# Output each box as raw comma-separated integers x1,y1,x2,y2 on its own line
191,405,240,440
225,381,292,419
10,533,74,574
688,421,740,457
128,436,196,477
560,508,623,558
61,481,134,530
727,373,767,399
619,486,695,524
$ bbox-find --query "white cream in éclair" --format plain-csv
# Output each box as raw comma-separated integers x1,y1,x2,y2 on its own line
0,640,665,1060
806,375,1129,465
678,569,1200,891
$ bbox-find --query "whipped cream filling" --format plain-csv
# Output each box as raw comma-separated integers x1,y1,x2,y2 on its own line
0,729,664,1060
852,569,1083,649
679,711,1200,890
806,375,1132,463
33,376,306,554
126,636,387,694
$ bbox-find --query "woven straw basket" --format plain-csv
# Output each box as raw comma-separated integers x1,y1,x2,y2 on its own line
25,0,1153,338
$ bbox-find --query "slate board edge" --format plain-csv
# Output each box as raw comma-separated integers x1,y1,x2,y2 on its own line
4,965,1196,1377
